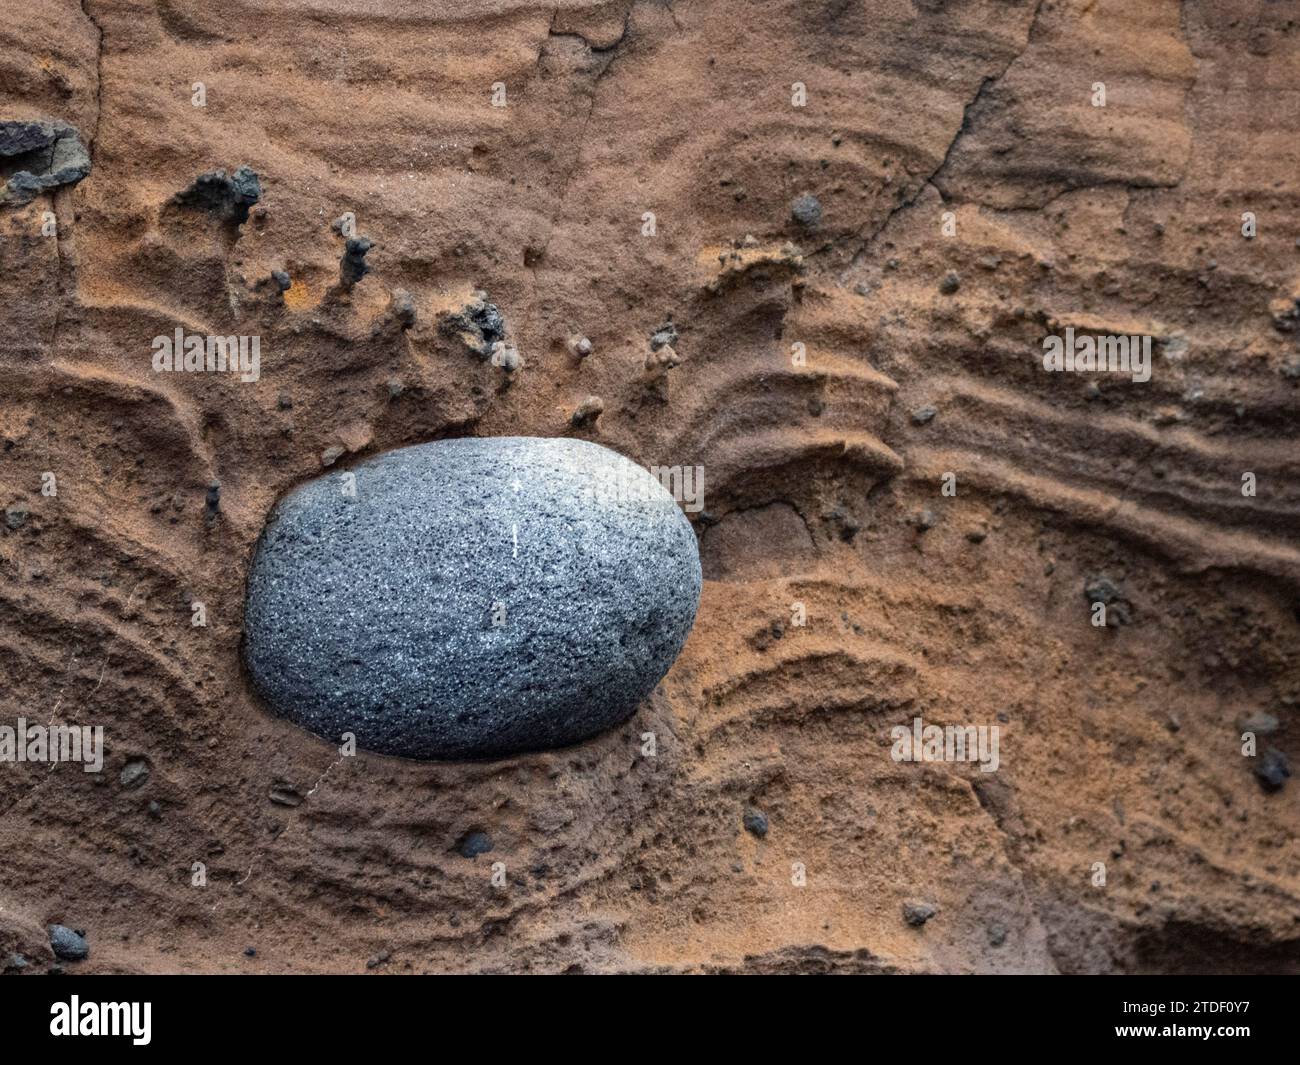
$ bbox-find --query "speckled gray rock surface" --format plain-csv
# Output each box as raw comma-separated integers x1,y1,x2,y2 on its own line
243,437,701,760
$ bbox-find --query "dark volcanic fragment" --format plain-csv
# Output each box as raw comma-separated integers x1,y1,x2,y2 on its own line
339,236,374,287
0,120,91,205
1255,747,1291,792
169,165,262,225
440,293,507,357
48,925,88,961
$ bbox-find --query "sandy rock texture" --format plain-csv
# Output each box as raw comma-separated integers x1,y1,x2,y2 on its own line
0,0,1297,973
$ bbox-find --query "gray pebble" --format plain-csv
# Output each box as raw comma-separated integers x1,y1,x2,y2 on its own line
1255,748,1291,792
1085,575,1132,625
48,925,88,961
903,902,937,928
243,437,702,760
791,193,822,227
649,322,678,352
742,808,768,838
492,345,523,373
120,759,149,788
458,831,493,858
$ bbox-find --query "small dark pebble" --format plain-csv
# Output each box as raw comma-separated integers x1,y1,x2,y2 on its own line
742,808,768,838
828,505,860,543
939,272,960,295
340,236,375,287
1084,575,1131,625
48,925,88,961
911,406,937,425
988,921,1007,947
1255,747,1291,792
458,831,493,858
1084,576,1122,604
244,946,257,958
649,322,678,351
442,295,507,358
791,193,822,227
119,759,149,789
271,269,291,292
903,902,937,927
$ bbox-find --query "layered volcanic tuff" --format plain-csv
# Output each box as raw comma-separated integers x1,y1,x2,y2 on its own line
0,0,1298,974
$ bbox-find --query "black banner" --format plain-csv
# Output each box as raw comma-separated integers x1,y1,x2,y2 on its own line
0,975,1292,1051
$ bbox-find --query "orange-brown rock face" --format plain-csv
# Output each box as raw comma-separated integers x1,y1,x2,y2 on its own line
0,0,1296,974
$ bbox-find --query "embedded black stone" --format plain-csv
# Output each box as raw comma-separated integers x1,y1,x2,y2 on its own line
791,193,822,227
170,165,261,225
339,236,374,286
440,294,507,357
243,437,702,760
48,925,88,961
0,119,91,205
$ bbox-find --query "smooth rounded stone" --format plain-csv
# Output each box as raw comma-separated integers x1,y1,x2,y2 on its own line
243,437,702,760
